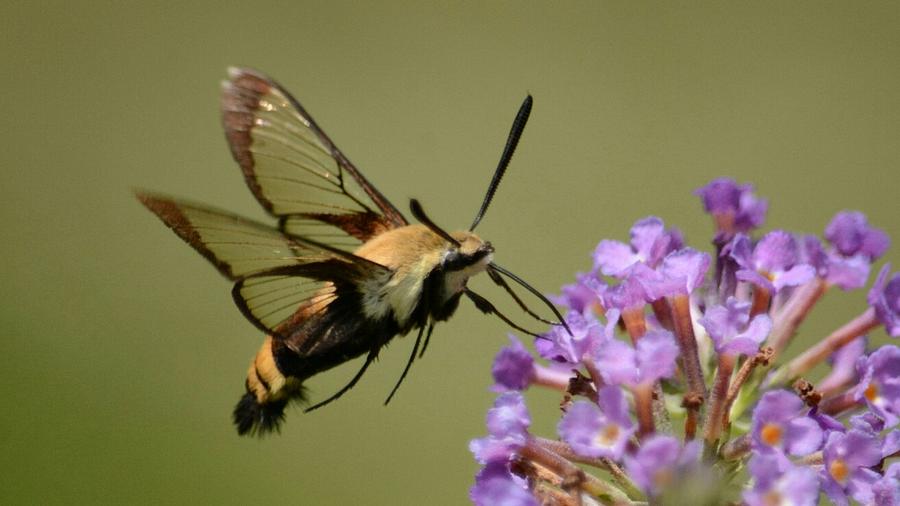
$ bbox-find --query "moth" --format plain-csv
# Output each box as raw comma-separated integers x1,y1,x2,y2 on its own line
137,68,568,436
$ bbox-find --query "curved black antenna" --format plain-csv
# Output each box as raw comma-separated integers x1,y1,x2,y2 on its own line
410,199,461,247
469,95,533,231
489,262,572,336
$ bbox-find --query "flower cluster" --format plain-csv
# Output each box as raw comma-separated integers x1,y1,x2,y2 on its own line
469,178,899,505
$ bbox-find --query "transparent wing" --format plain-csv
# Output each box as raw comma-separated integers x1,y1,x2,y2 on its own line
221,67,408,249
137,192,389,339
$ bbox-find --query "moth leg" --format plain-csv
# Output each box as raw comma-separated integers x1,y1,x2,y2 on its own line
304,346,379,413
486,267,557,325
488,263,573,336
417,322,435,359
464,288,546,339
383,324,426,406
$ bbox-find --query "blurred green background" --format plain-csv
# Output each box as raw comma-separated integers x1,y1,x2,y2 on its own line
2,2,898,504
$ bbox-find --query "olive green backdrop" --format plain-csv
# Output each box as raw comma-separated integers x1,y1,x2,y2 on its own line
2,2,898,504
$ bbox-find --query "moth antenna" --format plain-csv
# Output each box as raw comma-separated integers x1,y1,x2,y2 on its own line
409,199,460,246
489,262,572,336
470,95,533,231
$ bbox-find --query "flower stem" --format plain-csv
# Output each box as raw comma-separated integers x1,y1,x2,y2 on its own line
766,278,827,358
776,307,879,385
519,438,634,504
723,347,773,427
749,285,771,318
622,307,648,342
669,294,706,439
533,364,576,392
819,390,863,416
721,434,751,461
533,437,645,500
703,353,736,450
633,382,655,438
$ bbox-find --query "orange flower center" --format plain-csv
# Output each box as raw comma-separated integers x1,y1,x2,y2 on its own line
829,458,849,484
596,424,620,446
762,490,783,506
760,423,783,447
865,382,879,402
652,468,674,489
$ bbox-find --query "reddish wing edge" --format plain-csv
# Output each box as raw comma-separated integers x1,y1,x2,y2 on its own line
135,191,390,341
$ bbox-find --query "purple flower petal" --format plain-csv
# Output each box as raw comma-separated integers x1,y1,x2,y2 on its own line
699,297,770,356
827,253,872,290
594,240,639,277
821,429,884,505
557,389,635,460
551,272,607,315
826,211,890,260
868,264,900,337
854,345,900,426
595,338,638,385
601,272,650,311
625,435,698,497
656,248,710,296
872,468,900,506
772,264,816,291
744,452,819,506
754,230,799,273
635,330,679,383
470,461,537,506
751,390,823,456
492,335,536,391
535,311,603,364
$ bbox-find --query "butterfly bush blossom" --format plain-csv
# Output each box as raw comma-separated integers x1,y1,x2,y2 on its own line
469,178,899,505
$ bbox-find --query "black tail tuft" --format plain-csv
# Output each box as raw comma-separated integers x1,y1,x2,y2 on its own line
233,392,289,437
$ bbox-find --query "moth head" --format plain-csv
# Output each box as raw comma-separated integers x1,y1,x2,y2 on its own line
443,231,494,272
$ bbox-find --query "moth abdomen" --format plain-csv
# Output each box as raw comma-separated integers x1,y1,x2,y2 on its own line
235,336,306,436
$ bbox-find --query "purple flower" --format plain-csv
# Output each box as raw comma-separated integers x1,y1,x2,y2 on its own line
600,265,654,311
594,330,679,386
470,461,537,506
849,412,885,435
639,248,711,300
470,392,531,464
593,217,683,277
557,387,635,459
731,231,816,293
825,211,890,260
624,435,700,497
535,311,604,364
698,297,771,356
492,335,536,391
854,345,900,426
550,272,607,315
868,264,900,337
802,235,872,290
820,429,883,506
871,463,900,506
883,429,900,458
744,452,819,506
751,390,823,456
694,177,768,237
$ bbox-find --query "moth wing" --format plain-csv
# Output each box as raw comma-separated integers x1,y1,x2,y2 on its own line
221,67,408,249
137,193,390,342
